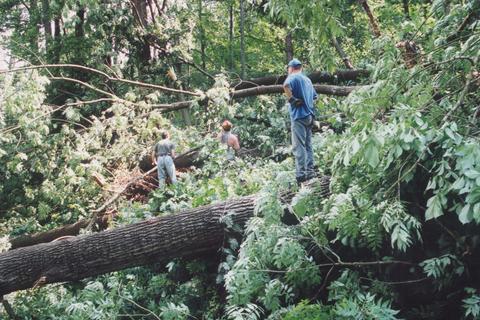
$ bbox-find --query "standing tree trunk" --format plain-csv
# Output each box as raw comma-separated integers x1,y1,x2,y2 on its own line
285,31,294,63
173,64,192,125
146,0,156,24
0,178,331,296
74,7,85,38
332,37,354,69
240,0,246,79
28,0,40,60
41,0,52,55
50,16,62,63
198,0,206,69
71,7,86,78
229,1,234,71
402,0,410,19
358,0,381,38
132,0,151,63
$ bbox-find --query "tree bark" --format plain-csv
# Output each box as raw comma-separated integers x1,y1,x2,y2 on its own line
358,0,381,37
233,69,369,90
0,178,331,296
232,84,357,99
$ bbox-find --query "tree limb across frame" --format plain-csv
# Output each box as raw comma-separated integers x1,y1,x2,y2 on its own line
0,177,331,296
233,69,369,90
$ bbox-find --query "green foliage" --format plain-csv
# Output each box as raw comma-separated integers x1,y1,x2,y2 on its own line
379,200,421,252
328,271,399,320
283,301,332,320
2,0,480,319
420,254,463,280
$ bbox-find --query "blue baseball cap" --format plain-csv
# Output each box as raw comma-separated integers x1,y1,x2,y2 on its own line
287,58,302,67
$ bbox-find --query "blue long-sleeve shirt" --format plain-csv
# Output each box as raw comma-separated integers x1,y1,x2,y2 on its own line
283,73,317,121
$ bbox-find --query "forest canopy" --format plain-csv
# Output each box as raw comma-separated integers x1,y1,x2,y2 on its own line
0,0,479,319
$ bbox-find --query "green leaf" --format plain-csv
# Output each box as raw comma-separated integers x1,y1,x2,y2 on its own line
466,187,480,204
458,204,472,224
464,169,480,179
425,194,444,220
364,143,379,168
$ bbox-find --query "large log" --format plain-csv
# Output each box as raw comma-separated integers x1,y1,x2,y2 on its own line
139,147,201,172
233,69,369,90
232,84,357,99
0,177,330,296
154,82,362,113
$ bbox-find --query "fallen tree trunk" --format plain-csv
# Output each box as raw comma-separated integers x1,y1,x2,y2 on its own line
154,83,362,113
139,147,201,172
0,177,330,296
232,84,357,99
151,100,197,111
233,69,369,90
10,149,202,250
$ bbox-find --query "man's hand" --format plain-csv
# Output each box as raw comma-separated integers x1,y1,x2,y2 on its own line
288,96,303,107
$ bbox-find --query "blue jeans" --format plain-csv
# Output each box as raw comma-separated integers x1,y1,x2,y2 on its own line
157,155,176,188
291,115,314,180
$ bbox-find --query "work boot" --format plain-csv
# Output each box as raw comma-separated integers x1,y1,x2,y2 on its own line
296,176,306,187
305,172,317,181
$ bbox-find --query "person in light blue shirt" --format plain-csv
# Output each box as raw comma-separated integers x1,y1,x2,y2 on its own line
283,58,318,184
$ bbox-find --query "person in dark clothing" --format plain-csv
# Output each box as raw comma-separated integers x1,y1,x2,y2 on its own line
151,130,176,188
283,58,318,184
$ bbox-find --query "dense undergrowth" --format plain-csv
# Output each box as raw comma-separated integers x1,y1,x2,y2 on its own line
1,0,480,319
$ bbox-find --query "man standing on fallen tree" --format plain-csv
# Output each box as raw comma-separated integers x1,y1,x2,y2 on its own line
152,130,177,188
283,58,318,185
